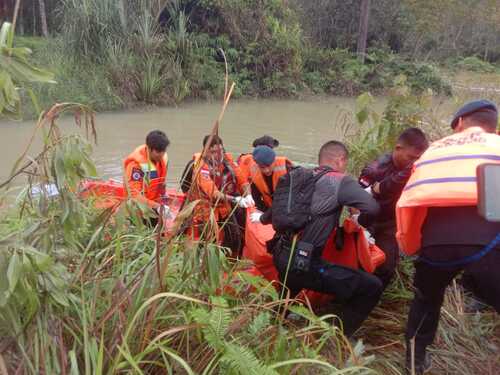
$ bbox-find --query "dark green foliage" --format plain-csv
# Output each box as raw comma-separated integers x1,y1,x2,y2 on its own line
12,0,457,117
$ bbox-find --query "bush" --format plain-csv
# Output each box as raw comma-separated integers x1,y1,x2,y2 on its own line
449,56,497,73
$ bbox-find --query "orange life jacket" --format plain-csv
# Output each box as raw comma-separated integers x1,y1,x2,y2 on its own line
396,127,500,255
123,145,168,208
189,152,243,223
249,156,289,207
237,153,255,183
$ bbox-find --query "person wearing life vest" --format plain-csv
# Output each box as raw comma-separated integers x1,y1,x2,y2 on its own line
238,135,280,182
247,146,293,224
268,141,382,337
397,100,500,375
123,130,170,222
359,128,429,289
188,135,253,247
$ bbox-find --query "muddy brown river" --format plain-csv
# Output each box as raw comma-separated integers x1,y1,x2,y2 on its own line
0,98,372,188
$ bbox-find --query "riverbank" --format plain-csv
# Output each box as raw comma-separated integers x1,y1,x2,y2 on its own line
17,35,500,122
15,35,469,120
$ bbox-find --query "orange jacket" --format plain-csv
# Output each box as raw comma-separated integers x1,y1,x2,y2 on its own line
238,153,254,182
190,152,247,222
396,127,500,255
123,145,168,208
248,156,290,207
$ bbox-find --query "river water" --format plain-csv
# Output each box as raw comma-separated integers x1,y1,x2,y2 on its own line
0,97,373,189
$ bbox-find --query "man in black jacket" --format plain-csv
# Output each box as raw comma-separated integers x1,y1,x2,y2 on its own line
359,128,428,288
270,141,382,336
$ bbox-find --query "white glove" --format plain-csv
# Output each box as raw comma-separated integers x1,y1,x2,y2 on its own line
250,212,263,223
233,195,254,208
232,196,246,208
364,186,373,195
156,205,172,220
363,229,376,245
243,195,255,208
351,213,360,228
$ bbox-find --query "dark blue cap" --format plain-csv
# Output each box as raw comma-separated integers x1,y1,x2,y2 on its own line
451,99,498,129
252,145,276,166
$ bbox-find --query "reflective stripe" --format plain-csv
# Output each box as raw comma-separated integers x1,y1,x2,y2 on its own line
272,165,287,172
404,176,476,191
140,162,157,172
415,154,500,168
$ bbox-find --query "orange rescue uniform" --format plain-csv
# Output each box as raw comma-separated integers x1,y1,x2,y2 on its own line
237,153,254,183
396,126,500,255
123,144,168,208
248,156,291,207
189,152,247,223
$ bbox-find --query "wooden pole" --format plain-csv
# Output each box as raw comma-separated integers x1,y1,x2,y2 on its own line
12,0,22,32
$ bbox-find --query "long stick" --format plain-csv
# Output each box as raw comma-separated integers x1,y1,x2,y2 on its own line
180,50,235,235
12,0,22,33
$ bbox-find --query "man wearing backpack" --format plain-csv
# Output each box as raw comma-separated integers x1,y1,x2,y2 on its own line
267,141,383,336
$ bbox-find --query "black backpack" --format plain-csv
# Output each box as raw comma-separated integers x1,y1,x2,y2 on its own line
180,159,194,193
271,166,330,233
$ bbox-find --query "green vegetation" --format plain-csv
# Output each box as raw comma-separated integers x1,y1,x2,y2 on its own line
0,22,54,119
13,0,497,117
1,67,498,373
0,103,378,374
1,5,499,373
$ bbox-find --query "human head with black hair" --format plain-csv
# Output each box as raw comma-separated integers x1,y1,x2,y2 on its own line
451,100,498,133
146,130,170,163
203,134,224,164
252,135,279,149
318,140,349,172
392,128,428,169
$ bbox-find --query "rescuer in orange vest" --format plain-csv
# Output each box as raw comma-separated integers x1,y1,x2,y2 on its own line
359,128,429,289
123,130,170,223
397,100,500,374
188,134,252,249
238,135,280,182
247,145,293,224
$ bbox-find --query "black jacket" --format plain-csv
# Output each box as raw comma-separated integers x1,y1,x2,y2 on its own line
359,153,411,223
422,206,500,247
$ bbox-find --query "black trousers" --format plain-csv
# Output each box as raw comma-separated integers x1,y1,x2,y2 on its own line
406,244,500,352
373,221,399,289
274,249,383,336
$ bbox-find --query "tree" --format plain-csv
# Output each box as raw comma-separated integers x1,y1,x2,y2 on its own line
38,0,48,36
0,22,55,118
356,0,371,62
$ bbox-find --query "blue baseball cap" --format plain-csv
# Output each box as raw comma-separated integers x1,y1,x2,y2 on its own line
252,145,276,166
451,99,498,129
